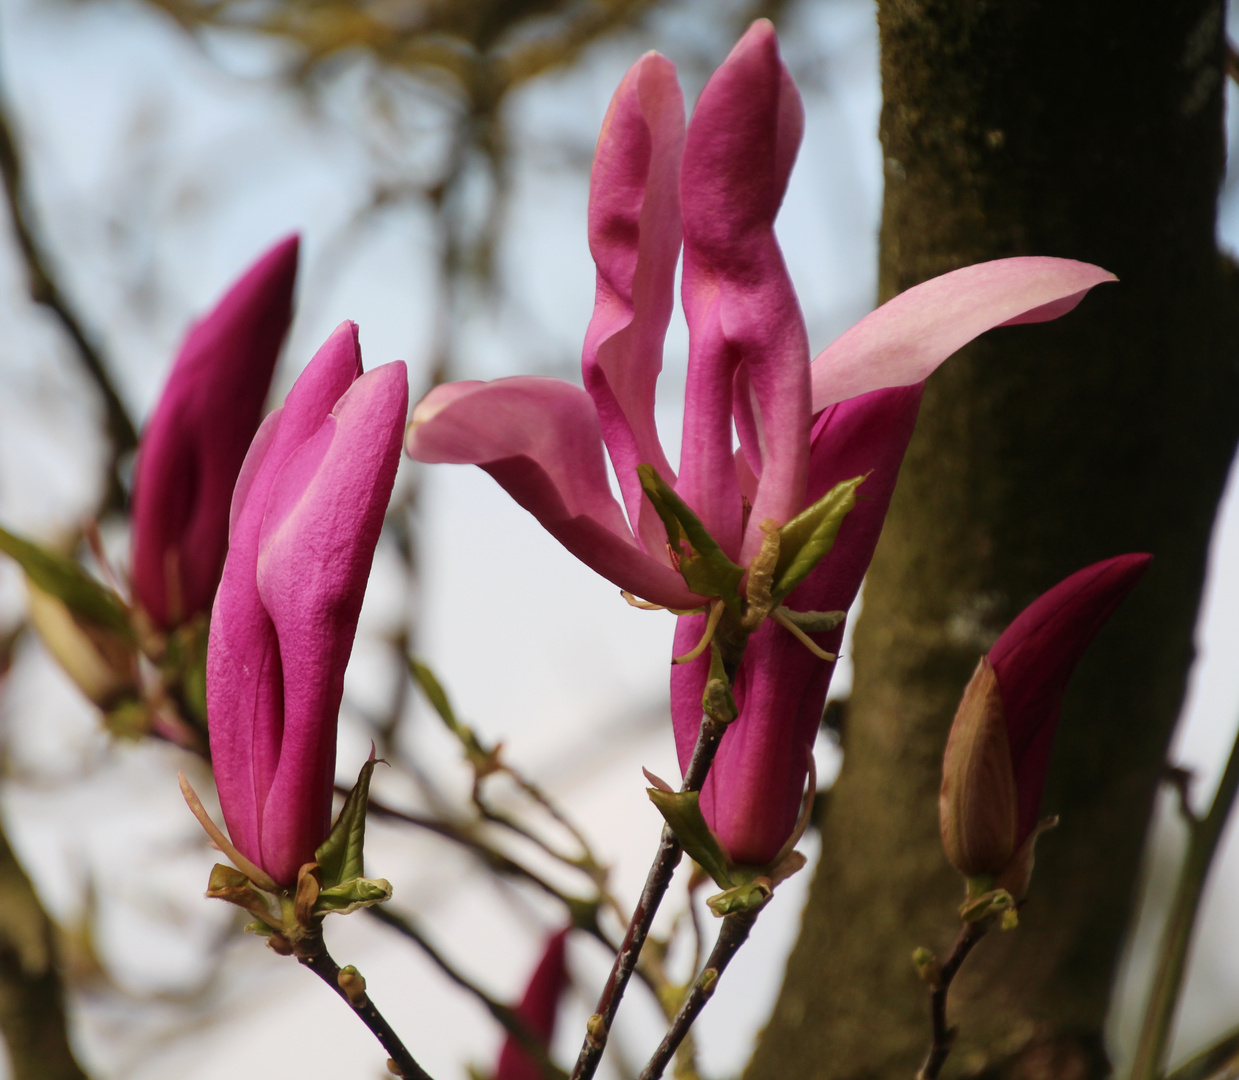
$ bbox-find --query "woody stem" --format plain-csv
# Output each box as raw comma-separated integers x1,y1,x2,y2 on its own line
569,630,745,1080
917,921,987,1080
293,928,434,1080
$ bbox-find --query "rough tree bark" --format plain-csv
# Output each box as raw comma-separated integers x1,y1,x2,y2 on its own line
750,2,1239,1078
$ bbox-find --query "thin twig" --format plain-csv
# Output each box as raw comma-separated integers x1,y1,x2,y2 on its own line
569,708,731,1080
359,790,575,905
0,73,137,512
1130,717,1239,1080
638,908,761,1080
917,921,987,1080
367,906,566,1080
1163,1023,1239,1080
292,927,433,1080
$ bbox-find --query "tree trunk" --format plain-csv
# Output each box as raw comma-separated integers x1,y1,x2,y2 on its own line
749,2,1239,1078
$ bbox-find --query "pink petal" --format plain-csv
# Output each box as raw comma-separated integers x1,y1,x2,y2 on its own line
810,257,1116,413
671,615,825,867
988,553,1151,843
495,929,571,1080
671,384,924,865
407,377,702,608
131,234,298,628
207,321,365,882
678,21,811,563
256,362,408,885
583,52,684,556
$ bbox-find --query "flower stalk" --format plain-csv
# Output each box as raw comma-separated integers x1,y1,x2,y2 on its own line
1129,715,1239,1080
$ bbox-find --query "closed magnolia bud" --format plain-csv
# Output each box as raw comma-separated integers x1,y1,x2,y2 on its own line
939,657,1019,879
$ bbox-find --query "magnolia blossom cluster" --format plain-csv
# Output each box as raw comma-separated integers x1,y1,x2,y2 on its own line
91,21,1158,1072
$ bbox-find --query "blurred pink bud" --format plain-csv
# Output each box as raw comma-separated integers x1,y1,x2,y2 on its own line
206,322,407,887
495,929,570,1080
940,553,1151,891
131,236,298,629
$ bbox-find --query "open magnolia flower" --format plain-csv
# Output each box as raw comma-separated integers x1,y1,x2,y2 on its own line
407,22,1114,868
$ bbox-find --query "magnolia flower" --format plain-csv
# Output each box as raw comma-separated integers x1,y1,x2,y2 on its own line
406,23,1114,867
940,553,1151,897
207,322,407,887
131,236,299,630
495,929,571,1080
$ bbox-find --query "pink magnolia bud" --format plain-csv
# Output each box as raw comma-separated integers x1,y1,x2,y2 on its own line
939,553,1151,892
495,929,570,1080
206,322,407,887
131,236,298,630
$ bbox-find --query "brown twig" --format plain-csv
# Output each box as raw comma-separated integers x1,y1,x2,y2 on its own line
568,707,732,1080
292,926,433,1080
0,76,137,513
917,921,987,1080
638,907,760,1080
367,906,566,1080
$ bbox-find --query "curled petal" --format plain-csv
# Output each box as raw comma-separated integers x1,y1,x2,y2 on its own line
407,377,702,609
679,20,811,563
810,257,1116,413
584,52,684,554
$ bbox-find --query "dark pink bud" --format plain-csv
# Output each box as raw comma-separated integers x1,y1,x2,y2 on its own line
495,929,570,1080
206,323,407,887
989,552,1152,846
940,553,1150,891
131,236,298,629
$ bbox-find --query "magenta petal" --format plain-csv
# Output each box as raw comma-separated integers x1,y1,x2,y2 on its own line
671,616,825,867
678,20,811,563
583,52,684,555
989,553,1152,843
809,257,1116,413
255,362,408,886
132,234,298,628
207,321,369,883
672,385,925,865
407,377,702,608
495,929,571,1080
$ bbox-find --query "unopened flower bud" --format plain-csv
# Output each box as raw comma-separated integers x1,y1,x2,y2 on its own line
939,657,1019,879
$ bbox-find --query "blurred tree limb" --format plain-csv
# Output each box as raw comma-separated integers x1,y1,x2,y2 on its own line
751,2,1239,1078
0,73,137,514
0,820,89,1080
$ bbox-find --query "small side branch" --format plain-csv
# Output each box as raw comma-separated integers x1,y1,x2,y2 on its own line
569,710,731,1080
293,928,434,1080
367,906,564,1080
637,907,760,1080
917,921,987,1080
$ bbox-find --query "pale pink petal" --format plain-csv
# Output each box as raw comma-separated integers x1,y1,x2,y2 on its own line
678,20,811,563
408,377,702,608
255,362,408,885
583,52,684,555
810,257,1116,413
